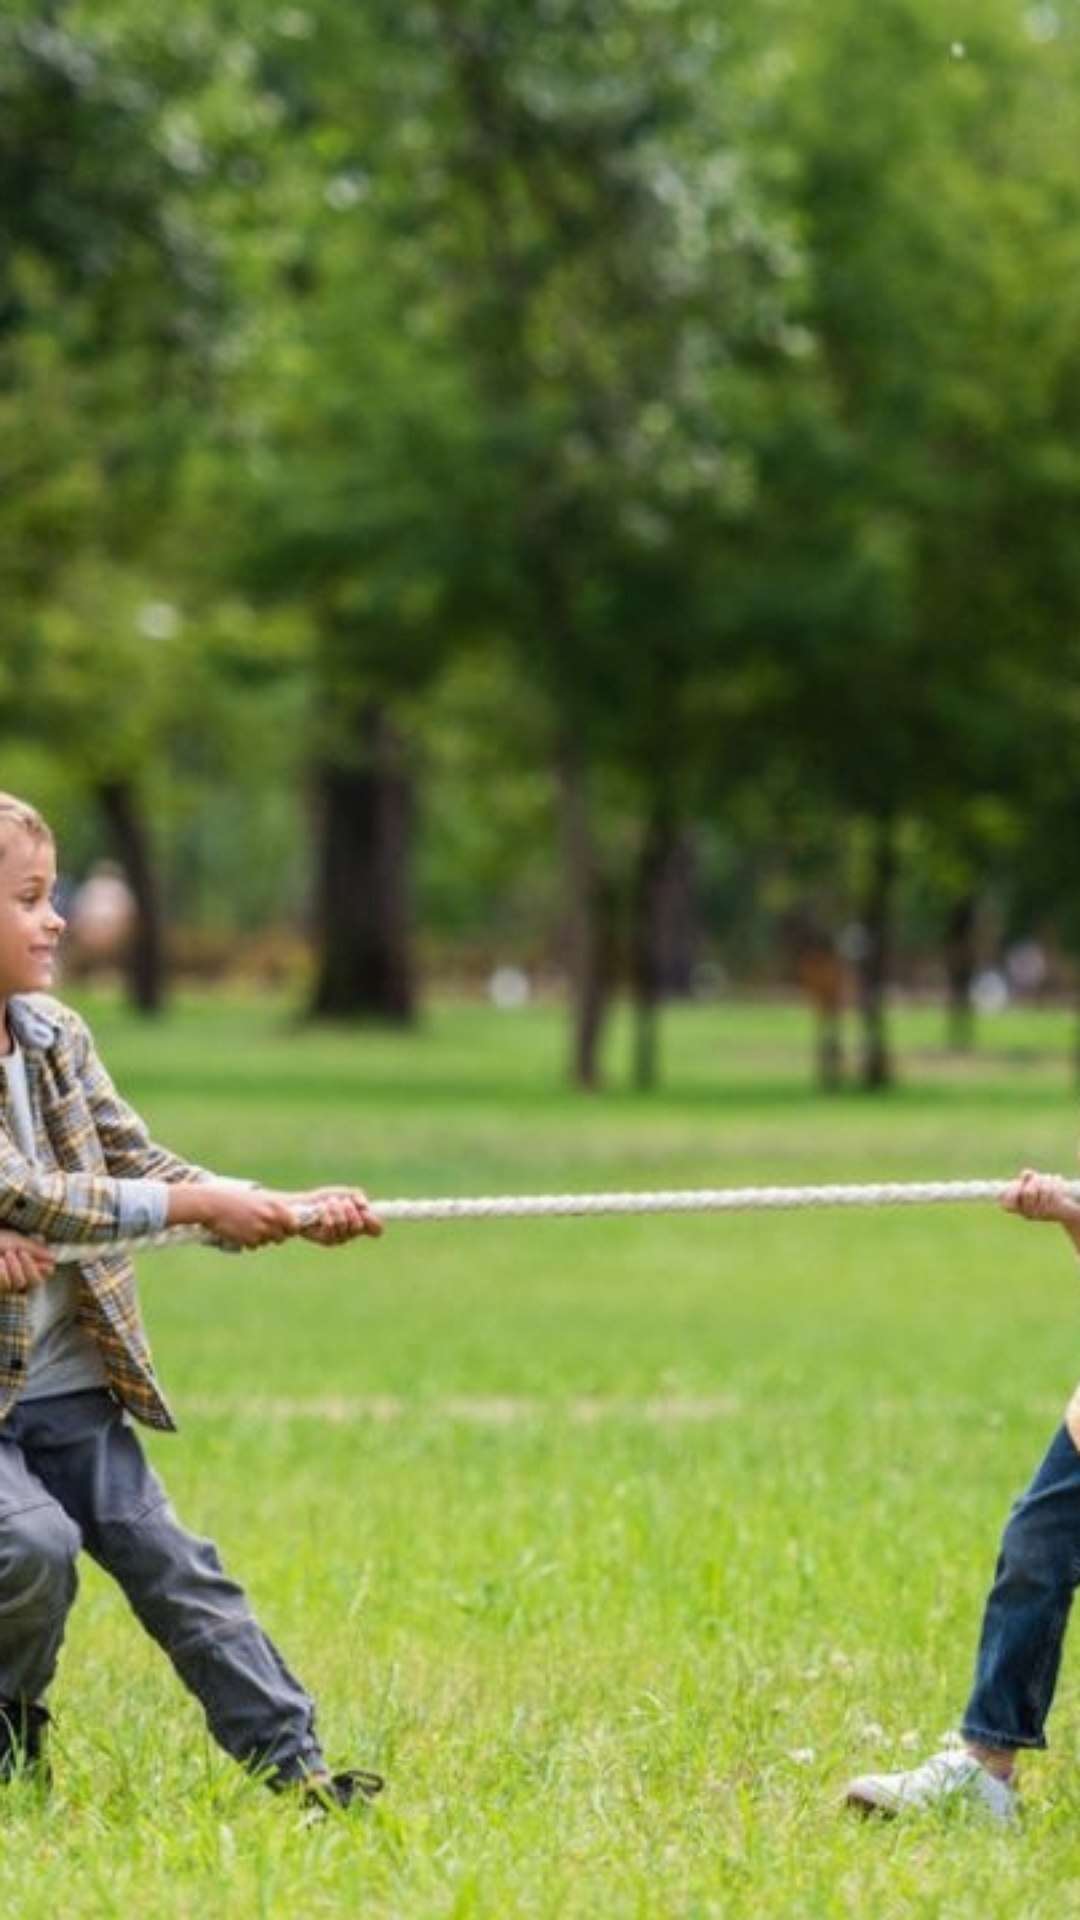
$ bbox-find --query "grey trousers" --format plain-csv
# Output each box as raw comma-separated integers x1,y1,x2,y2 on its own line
0,1389,326,1784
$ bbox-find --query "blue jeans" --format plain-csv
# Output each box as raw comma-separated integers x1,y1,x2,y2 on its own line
962,1424,1080,1751
0,1389,327,1784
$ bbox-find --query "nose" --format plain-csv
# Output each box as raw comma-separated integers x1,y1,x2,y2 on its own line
47,905,66,934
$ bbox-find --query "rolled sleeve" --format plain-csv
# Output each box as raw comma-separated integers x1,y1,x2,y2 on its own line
115,1179,170,1239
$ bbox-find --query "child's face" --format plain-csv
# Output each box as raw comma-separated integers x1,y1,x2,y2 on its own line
0,829,65,999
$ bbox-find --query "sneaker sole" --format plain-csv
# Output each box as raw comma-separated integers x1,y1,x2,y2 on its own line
843,1788,898,1820
843,1783,1018,1825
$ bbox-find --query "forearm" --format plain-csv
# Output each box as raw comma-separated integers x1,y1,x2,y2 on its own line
164,1180,299,1249
163,1183,380,1250
165,1183,226,1229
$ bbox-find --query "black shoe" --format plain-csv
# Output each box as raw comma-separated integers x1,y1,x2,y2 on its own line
0,1700,51,1787
301,1768,385,1815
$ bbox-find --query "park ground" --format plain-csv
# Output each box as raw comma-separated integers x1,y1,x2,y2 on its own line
6,994,1080,1917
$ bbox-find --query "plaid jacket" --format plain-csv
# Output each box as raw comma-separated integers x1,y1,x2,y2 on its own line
0,994,216,1432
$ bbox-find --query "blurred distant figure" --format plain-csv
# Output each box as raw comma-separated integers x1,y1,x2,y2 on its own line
786,911,848,1091
488,965,531,1010
65,863,137,979
1005,939,1048,999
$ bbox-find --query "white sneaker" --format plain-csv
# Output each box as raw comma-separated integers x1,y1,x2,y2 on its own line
844,1746,1018,1823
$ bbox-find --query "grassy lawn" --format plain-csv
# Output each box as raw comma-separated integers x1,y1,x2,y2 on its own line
6,992,1080,1916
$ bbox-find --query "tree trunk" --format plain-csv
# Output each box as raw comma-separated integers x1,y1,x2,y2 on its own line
630,807,685,1092
310,702,417,1022
557,737,612,1089
96,778,166,1015
816,1006,845,1092
656,828,698,999
857,817,896,1091
793,938,845,1092
944,892,977,1053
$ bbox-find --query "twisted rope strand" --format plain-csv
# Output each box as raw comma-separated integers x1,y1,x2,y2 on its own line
47,1177,1077,1265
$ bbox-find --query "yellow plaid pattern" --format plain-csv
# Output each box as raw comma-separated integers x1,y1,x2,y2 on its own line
0,995,215,1431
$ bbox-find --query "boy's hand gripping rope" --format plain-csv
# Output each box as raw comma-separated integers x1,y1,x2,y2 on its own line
46,1178,1080,1265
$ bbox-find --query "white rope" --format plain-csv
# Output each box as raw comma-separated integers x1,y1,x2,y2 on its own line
46,1177,1078,1264
370,1180,1056,1221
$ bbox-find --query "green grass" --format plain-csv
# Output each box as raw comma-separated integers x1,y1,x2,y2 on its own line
6,991,1080,1915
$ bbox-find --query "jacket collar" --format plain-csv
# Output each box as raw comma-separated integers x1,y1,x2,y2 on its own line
6,995,61,1053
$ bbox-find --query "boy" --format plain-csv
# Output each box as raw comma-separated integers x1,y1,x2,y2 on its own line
0,791,384,1808
845,1167,1080,1823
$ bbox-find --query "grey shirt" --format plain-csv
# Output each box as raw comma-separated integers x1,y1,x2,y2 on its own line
0,1038,108,1398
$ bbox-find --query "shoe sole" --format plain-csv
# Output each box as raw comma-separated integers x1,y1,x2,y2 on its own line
843,1784,1017,1825
844,1788,897,1820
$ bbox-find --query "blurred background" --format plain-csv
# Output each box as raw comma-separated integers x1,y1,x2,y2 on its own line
4,0,1080,1095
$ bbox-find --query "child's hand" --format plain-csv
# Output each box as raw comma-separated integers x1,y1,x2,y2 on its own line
1001,1169,1079,1225
284,1186,384,1246
0,1229,55,1294
199,1187,300,1250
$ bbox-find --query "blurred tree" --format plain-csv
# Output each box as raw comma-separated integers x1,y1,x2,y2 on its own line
198,2,488,1022
6,0,1080,1083
350,0,810,1083
0,1,268,1007
756,0,1080,1085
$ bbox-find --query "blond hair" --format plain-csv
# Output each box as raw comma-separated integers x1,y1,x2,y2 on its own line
0,792,54,861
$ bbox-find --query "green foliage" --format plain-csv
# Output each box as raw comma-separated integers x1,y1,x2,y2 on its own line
416,650,559,946
743,0,1080,828
0,1,282,848
4,0,1080,995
